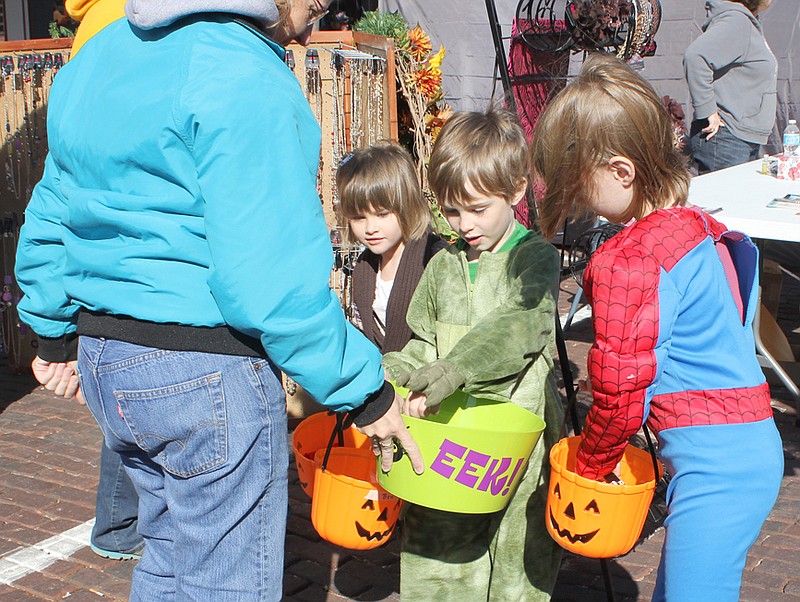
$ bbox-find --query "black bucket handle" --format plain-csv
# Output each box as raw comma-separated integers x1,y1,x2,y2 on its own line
319,412,346,473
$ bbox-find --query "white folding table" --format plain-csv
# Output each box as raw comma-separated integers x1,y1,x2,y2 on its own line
689,160,800,416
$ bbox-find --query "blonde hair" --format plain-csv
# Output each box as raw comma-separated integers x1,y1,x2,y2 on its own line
731,0,767,14
264,0,291,33
336,142,430,243
530,53,690,239
429,109,529,207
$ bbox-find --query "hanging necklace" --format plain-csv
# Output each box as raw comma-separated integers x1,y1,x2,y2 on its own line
12,56,23,203
349,57,364,150
3,60,16,199
304,48,325,201
367,58,386,145
330,50,346,207
20,54,34,201
304,48,322,123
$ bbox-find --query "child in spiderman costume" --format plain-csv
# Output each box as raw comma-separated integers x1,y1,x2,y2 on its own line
531,53,783,601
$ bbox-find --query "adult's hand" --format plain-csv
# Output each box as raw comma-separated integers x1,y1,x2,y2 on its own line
702,112,723,139
31,357,85,404
358,392,424,475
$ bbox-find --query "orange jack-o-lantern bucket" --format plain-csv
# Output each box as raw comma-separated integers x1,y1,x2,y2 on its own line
546,436,662,558
292,412,369,498
311,447,403,550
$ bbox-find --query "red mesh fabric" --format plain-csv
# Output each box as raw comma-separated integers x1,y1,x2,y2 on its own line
649,383,772,431
508,19,570,141
509,19,570,227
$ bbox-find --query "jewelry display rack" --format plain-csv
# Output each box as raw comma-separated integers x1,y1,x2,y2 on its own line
284,31,398,415
287,30,397,226
287,31,396,317
0,38,71,373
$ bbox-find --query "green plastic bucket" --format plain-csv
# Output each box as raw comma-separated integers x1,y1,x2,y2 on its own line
378,388,546,513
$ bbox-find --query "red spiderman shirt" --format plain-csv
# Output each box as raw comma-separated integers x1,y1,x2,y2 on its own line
576,207,772,480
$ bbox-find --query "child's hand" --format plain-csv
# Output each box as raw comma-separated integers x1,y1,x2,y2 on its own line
395,360,465,408
602,462,623,485
403,391,436,418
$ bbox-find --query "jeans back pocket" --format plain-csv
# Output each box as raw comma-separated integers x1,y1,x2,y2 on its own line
114,372,228,478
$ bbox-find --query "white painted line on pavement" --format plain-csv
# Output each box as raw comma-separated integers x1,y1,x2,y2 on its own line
0,519,94,585
560,304,592,329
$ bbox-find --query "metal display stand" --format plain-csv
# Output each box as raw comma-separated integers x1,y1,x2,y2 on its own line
0,38,72,373
481,2,623,599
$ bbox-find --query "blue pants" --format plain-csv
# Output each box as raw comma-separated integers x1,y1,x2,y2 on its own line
653,419,783,601
79,337,289,601
690,121,761,174
92,442,143,555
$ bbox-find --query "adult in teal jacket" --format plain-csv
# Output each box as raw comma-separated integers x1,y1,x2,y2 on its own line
14,0,422,599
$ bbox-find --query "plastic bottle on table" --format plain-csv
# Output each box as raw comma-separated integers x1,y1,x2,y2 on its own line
783,119,799,156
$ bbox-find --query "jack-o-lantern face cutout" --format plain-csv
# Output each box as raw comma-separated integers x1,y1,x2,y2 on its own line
355,497,402,543
292,434,318,497
548,482,601,545
296,452,313,491
546,437,661,558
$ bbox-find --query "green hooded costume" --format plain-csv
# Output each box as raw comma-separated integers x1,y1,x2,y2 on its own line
383,223,564,601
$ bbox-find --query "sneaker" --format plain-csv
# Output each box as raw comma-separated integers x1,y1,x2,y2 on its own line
90,543,143,561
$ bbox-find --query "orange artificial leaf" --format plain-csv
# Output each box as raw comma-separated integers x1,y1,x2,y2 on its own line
407,67,443,101
408,25,432,62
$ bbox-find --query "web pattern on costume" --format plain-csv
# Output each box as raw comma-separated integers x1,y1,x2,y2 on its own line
576,209,720,480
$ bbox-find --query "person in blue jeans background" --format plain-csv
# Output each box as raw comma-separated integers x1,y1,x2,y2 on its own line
684,0,776,174
60,0,144,564
91,443,143,561
15,0,423,600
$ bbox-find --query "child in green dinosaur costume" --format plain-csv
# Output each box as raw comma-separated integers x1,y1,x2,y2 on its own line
383,109,563,601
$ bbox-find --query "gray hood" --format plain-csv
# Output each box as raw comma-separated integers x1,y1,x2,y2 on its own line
125,0,279,30
703,0,760,31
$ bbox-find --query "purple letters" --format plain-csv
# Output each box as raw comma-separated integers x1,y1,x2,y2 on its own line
430,439,467,479
429,437,527,497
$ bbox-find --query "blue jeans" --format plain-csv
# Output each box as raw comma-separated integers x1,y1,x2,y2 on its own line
78,337,289,601
92,442,144,554
690,120,761,174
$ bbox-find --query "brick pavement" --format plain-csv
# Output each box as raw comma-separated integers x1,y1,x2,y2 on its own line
0,275,798,601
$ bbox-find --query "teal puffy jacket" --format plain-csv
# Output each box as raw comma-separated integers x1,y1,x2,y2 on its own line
15,15,384,411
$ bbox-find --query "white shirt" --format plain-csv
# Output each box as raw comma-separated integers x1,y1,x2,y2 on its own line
372,271,394,336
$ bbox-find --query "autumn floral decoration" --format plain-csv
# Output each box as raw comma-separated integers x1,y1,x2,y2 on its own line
355,13,451,191
566,0,633,51
354,13,455,237
662,95,688,152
